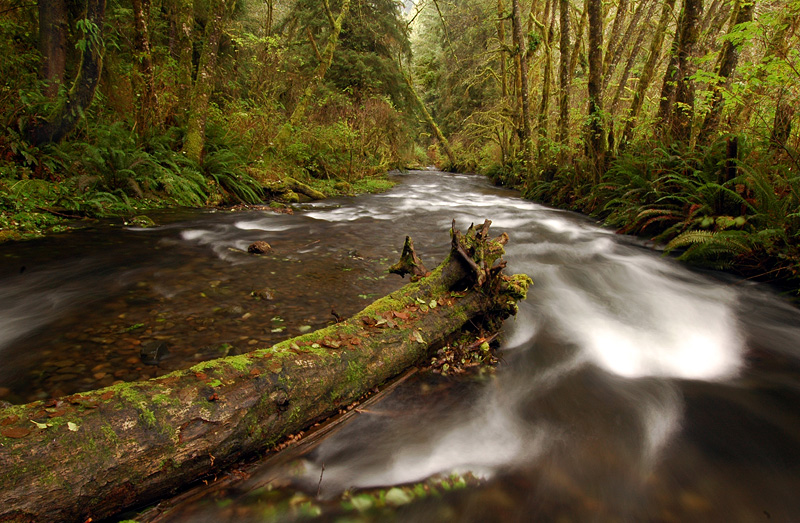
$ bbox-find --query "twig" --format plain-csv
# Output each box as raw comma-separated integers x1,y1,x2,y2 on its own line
317,463,325,497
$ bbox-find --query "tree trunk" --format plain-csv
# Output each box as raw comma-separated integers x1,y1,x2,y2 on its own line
403,71,457,167
511,0,533,178
276,0,351,144
771,98,796,151
557,0,570,146
697,0,756,144
132,0,158,135
586,0,605,181
37,0,68,100
621,0,677,147
537,0,556,145
0,221,531,523
670,0,702,144
496,0,511,164
569,0,588,80
602,0,630,88
608,0,660,151
27,0,106,145
182,0,232,163
655,4,682,134
174,0,194,104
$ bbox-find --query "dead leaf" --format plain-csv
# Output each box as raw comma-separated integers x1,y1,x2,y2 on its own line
1,426,31,438
1,415,20,426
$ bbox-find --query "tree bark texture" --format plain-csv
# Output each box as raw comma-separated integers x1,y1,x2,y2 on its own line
0,221,532,523
586,0,605,180
511,0,533,177
602,0,630,88
37,0,68,100
670,0,702,143
27,0,106,145
132,0,158,135
557,0,570,145
182,0,232,163
622,0,677,147
697,0,755,143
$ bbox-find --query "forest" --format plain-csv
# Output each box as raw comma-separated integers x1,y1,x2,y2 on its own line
0,0,798,292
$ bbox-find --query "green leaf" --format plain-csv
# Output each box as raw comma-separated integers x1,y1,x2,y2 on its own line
67,422,79,432
385,487,414,506
349,494,374,512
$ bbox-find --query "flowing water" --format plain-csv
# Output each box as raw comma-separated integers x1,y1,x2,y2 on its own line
2,171,800,521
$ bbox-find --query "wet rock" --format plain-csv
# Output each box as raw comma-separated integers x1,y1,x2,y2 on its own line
247,241,272,255
215,305,245,317
251,288,275,300
129,215,156,228
140,341,170,365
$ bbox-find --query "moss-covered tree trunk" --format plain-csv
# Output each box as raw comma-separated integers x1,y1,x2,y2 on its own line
586,0,605,181
37,0,68,100
276,0,351,145
621,0,677,148
182,0,232,163
511,0,533,179
697,0,755,144
403,71,457,167
132,0,158,135
670,0,701,144
0,221,531,523
26,0,106,145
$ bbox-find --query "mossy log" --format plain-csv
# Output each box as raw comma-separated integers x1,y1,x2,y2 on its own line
264,177,326,201
0,220,531,523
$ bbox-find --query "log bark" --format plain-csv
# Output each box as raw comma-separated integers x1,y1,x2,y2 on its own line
0,221,531,523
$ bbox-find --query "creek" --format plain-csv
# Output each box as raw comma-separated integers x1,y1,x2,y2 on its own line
2,170,800,521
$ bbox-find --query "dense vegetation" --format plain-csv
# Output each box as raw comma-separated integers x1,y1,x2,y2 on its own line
412,0,799,293
0,0,422,240
1,0,798,293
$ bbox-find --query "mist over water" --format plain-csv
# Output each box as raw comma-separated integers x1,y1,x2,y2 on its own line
1,171,799,520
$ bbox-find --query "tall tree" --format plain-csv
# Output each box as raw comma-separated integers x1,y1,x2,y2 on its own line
697,0,755,143
621,0,678,147
557,0,570,146
27,0,107,145
670,0,702,143
131,0,157,135
511,0,533,176
276,0,352,144
586,0,605,179
536,0,556,144
496,0,512,164
37,0,68,100
183,0,234,163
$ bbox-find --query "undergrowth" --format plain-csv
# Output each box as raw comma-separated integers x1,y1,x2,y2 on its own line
494,137,800,295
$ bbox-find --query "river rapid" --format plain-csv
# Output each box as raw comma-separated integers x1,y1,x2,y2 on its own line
2,170,799,521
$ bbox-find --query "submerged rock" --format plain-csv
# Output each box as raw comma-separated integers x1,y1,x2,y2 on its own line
140,341,170,365
248,241,272,254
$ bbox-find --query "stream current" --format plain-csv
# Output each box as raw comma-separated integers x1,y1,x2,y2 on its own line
2,170,800,521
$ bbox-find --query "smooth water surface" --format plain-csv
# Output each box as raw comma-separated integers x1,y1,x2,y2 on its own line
2,171,799,521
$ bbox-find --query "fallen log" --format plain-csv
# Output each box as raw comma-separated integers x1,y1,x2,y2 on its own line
264,176,326,201
0,220,531,523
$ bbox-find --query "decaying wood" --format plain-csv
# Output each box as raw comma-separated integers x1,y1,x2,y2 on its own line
388,236,429,278
0,220,531,523
265,176,327,201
